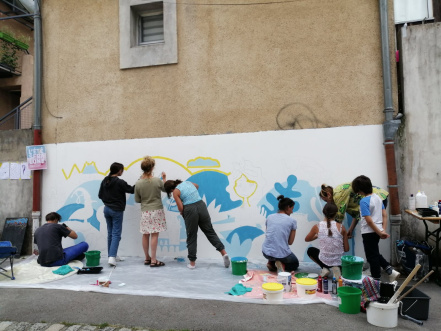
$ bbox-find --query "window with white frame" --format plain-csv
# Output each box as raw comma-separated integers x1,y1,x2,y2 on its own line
119,0,177,69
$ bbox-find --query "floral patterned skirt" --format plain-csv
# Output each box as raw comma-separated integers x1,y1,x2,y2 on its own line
140,209,167,234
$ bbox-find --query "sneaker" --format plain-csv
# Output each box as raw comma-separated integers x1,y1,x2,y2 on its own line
108,257,117,266
116,256,125,262
187,263,196,269
223,254,230,268
331,266,341,279
320,267,330,277
388,269,400,282
275,260,284,273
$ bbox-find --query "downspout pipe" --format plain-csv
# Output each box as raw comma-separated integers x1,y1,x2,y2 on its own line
32,0,42,252
379,0,402,266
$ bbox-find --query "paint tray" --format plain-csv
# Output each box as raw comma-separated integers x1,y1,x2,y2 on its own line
77,266,103,274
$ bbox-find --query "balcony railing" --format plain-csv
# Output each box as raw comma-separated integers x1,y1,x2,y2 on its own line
0,96,32,130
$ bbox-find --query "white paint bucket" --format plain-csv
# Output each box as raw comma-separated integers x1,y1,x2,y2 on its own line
262,282,284,303
366,301,399,328
277,272,292,292
296,278,317,299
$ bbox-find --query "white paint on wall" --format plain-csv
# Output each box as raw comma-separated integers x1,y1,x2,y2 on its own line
41,125,390,262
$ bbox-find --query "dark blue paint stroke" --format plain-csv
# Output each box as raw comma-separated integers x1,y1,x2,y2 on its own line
260,175,302,217
225,226,264,245
187,172,242,212
57,204,84,222
87,209,100,231
56,203,100,231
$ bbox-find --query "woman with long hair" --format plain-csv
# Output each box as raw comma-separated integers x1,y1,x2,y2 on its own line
164,179,230,269
98,162,135,266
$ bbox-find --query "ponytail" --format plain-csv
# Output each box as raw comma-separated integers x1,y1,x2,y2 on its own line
106,162,124,183
277,195,295,212
322,202,338,236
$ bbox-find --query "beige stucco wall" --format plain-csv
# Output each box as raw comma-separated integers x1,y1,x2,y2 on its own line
41,0,398,144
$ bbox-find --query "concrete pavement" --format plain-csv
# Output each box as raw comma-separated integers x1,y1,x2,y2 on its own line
1,279,441,331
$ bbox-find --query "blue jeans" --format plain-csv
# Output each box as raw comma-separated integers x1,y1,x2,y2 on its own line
44,242,89,267
263,251,299,272
104,206,124,257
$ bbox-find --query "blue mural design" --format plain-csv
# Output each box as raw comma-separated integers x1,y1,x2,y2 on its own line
56,181,102,231
225,226,264,245
187,171,242,212
258,175,323,224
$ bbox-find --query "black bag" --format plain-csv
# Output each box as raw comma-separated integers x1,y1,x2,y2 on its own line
396,239,432,280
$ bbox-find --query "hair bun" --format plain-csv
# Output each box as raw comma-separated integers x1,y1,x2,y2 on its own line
277,195,285,201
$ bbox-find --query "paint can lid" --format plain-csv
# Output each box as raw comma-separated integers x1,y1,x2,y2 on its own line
262,282,284,291
296,278,318,286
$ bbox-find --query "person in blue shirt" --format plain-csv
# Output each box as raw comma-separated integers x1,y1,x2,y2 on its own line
352,175,399,281
262,195,299,273
165,179,230,269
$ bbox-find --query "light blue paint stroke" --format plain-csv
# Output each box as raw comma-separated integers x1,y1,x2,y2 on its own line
82,165,98,174
164,197,179,212
74,232,86,244
188,158,220,168
126,194,136,206
303,245,314,263
187,172,242,212
213,215,235,225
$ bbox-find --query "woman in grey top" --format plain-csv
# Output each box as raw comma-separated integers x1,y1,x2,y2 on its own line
134,156,167,267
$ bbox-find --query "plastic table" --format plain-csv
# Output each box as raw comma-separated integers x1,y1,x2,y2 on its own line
405,209,441,285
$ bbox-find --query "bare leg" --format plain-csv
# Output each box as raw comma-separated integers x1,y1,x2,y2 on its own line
142,233,151,261
150,232,159,264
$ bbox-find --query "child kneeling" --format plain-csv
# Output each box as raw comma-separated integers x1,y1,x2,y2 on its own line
305,203,349,278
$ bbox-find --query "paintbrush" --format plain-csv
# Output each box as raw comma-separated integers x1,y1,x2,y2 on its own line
103,266,116,287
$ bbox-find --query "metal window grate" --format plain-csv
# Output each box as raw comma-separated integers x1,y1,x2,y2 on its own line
140,12,164,44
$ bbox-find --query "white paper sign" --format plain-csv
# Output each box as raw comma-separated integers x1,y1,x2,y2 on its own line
10,162,21,180
0,162,10,179
21,162,31,179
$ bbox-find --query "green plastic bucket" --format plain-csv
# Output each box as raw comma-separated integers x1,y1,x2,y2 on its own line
231,256,248,276
341,256,364,280
85,250,101,267
337,286,362,314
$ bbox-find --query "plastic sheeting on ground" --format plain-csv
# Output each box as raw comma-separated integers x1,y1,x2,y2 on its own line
0,255,339,306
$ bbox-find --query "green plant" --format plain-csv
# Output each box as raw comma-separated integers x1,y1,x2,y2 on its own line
0,39,19,69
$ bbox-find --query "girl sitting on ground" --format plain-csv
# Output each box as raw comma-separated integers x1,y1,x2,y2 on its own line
305,202,349,279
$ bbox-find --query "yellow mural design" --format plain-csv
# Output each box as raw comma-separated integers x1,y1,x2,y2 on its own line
62,156,230,180
233,174,258,207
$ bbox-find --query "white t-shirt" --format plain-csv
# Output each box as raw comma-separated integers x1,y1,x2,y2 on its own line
360,194,385,234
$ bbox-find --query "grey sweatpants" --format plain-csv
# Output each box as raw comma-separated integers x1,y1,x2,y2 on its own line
183,200,225,262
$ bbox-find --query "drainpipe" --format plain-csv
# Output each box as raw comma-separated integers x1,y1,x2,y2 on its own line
32,0,42,254
379,0,402,266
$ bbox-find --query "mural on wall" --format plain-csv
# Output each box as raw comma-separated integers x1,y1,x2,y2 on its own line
43,126,388,261
54,156,334,259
